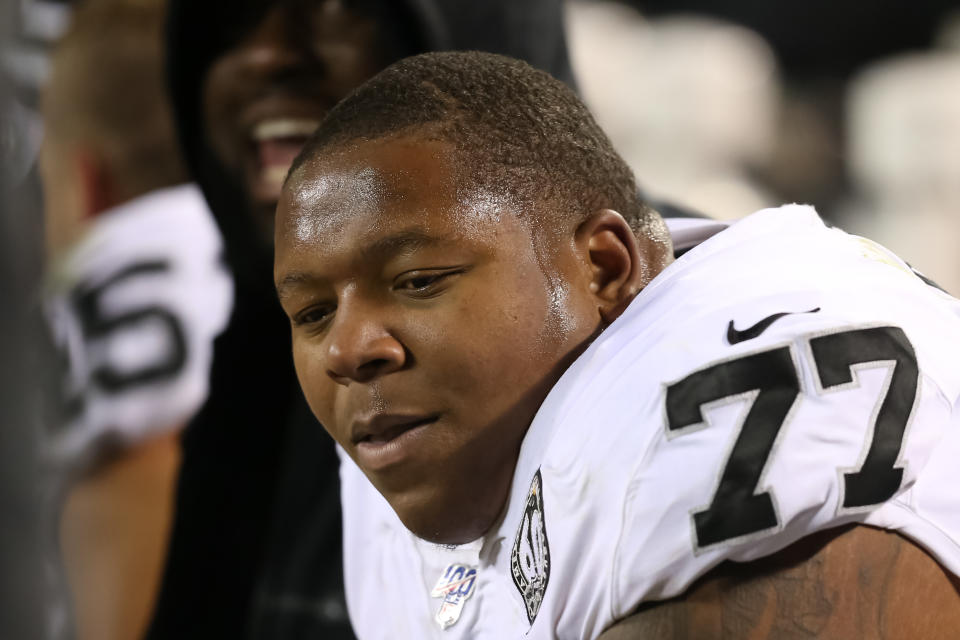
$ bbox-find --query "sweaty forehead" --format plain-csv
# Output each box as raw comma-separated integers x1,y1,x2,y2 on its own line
276,136,516,247
277,137,451,242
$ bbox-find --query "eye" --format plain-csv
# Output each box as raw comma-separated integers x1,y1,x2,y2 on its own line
394,268,465,296
292,303,335,329
399,274,444,291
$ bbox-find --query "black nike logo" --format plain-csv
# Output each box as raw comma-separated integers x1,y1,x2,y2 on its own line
726,307,821,345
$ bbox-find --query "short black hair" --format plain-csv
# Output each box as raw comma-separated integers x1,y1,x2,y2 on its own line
288,51,663,239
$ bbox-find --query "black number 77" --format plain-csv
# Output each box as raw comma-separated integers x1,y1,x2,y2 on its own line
665,326,918,550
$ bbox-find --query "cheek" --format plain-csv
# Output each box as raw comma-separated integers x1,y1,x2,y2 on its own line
461,271,597,400
292,340,336,424
201,64,241,167
414,274,564,397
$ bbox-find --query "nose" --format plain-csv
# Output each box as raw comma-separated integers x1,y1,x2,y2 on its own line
325,303,406,385
234,6,313,78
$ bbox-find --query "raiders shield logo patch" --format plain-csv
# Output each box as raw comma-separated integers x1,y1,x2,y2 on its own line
511,469,550,624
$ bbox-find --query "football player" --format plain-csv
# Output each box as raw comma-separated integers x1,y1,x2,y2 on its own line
40,2,231,638
274,51,960,638
156,1,575,636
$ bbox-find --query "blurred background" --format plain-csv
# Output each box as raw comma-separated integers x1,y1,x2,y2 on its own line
5,0,960,289
1,0,958,637
565,0,960,293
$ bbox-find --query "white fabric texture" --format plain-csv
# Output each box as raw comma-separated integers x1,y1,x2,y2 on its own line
340,204,960,639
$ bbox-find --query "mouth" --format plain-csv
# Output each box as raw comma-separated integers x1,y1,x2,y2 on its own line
352,413,441,471
248,116,321,209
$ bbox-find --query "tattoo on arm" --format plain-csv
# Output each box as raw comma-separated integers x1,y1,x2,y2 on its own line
599,526,960,639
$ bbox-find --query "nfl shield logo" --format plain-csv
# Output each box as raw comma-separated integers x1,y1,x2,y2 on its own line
430,563,478,629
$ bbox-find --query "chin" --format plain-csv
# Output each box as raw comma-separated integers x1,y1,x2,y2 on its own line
402,514,491,546
391,484,506,545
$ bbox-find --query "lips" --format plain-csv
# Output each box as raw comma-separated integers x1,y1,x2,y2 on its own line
352,413,440,471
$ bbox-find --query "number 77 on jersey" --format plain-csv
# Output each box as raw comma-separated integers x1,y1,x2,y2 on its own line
665,326,917,550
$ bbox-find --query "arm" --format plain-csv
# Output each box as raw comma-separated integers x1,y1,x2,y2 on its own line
599,525,960,639
60,430,182,640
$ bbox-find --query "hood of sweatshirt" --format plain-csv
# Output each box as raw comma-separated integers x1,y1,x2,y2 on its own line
166,0,575,290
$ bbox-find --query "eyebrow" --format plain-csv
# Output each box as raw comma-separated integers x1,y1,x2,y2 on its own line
276,229,448,301
276,271,318,301
359,229,444,260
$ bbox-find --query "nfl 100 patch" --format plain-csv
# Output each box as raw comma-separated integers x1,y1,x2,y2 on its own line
511,468,551,624
430,563,478,629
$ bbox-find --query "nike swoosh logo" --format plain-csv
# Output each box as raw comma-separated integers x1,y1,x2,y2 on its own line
726,307,821,345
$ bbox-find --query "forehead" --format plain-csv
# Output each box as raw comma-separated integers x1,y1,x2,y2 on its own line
234,0,380,46
276,137,514,251
204,1,389,107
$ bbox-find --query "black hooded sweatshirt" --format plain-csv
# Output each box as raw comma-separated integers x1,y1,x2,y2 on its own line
154,2,575,638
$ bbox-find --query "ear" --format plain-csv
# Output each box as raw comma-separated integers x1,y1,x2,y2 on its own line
74,149,117,219
574,209,647,324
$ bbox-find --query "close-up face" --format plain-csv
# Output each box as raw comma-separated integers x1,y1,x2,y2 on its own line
274,136,603,543
203,0,403,242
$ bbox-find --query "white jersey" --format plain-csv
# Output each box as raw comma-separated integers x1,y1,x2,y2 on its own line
43,184,232,469
340,204,960,639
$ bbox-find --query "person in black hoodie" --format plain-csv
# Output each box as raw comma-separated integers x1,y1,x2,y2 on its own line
154,2,575,638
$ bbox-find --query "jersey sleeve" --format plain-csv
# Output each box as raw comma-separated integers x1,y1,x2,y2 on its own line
43,185,233,470
604,208,960,622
